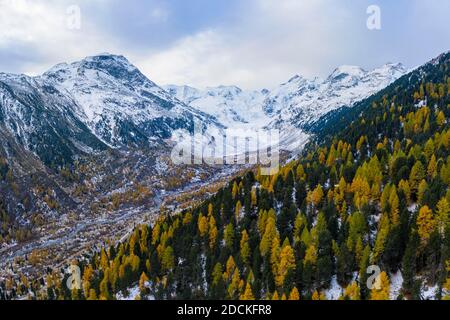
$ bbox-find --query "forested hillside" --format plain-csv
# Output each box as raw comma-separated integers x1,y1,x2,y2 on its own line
1,52,449,301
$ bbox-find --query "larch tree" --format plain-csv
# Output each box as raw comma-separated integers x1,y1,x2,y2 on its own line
312,290,326,300
240,230,251,265
260,216,277,257
427,155,438,178
417,206,436,245
139,272,149,294
275,242,296,287
417,180,429,205
212,263,223,286
270,235,281,276
370,272,390,300
161,246,175,272
389,187,400,225
232,182,239,199
311,184,324,207
87,289,97,300
235,200,243,223
240,283,255,300
198,214,209,238
372,214,390,263
409,161,425,196
209,215,218,250
289,287,300,300
342,281,361,300
272,291,279,300
227,269,241,299
437,111,446,127
398,179,411,203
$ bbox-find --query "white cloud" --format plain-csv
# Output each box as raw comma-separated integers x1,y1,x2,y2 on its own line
134,0,363,89
149,7,169,23
0,0,448,89
0,0,119,74
136,30,241,88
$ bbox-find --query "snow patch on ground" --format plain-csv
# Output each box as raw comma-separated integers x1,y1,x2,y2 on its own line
324,276,343,300
389,270,403,300
116,285,140,300
421,284,438,300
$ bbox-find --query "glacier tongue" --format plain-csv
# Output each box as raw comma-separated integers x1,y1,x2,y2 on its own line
164,84,271,130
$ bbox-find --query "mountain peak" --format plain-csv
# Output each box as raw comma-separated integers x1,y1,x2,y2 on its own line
206,85,243,96
43,53,143,84
287,75,303,82
281,74,311,87
79,54,139,77
329,65,366,80
82,53,131,65
376,62,406,72
367,62,406,81
45,53,140,78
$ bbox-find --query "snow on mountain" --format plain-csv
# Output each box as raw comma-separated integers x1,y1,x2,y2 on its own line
164,85,270,129
41,54,221,148
0,54,406,165
165,63,406,152
265,63,407,130
0,54,228,167
0,72,108,166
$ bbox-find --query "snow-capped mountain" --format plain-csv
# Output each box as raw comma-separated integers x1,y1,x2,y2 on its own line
164,64,406,151
41,54,221,148
0,54,225,167
165,63,406,150
265,63,406,130
0,72,108,167
0,54,406,169
164,85,270,129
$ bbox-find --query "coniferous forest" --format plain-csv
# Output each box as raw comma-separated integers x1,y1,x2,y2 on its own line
1,52,449,301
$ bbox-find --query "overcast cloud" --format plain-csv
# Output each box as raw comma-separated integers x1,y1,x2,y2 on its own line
0,0,448,89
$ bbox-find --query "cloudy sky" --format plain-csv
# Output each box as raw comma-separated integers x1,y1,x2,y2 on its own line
0,0,448,89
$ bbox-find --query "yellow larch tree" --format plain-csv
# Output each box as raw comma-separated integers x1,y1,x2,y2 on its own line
198,214,208,238
417,206,436,244
436,198,450,235
312,290,326,300
427,155,438,178
209,215,218,250
370,272,390,300
342,281,361,300
240,230,251,265
289,287,300,300
275,242,296,287
240,283,255,300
